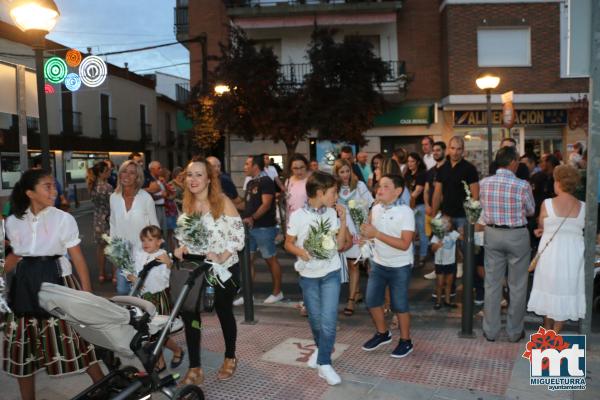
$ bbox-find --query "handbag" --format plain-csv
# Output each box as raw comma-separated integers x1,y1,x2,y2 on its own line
528,203,575,272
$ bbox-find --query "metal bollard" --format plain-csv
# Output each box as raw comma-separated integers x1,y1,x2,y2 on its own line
72,184,80,208
240,225,256,324
459,222,476,338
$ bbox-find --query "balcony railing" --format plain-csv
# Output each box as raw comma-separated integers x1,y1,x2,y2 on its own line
174,6,189,36
142,123,153,143
178,134,186,149
225,0,396,7
279,60,409,93
101,117,117,138
26,117,39,133
176,83,191,103
62,111,82,135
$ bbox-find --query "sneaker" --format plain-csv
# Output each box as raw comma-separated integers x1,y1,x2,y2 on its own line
500,299,508,308
318,365,341,385
474,299,484,306
391,339,413,358
307,349,318,369
264,292,284,304
432,292,456,299
233,297,244,306
456,263,463,279
424,271,436,280
362,331,392,351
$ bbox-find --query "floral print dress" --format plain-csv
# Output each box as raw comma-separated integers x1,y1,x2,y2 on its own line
91,181,113,244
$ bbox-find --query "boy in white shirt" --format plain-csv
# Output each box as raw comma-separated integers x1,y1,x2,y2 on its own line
359,174,415,358
430,216,461,309
285,171,349,385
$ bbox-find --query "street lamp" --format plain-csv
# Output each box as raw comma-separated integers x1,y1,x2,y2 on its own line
214,84,231,172
476,74,500,167
10,0,60,171
214,84,230,96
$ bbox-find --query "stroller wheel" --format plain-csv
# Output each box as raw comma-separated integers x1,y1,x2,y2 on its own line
171,384,204,400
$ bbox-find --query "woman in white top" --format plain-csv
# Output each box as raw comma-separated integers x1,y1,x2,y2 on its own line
3,169,103,400
109,160,158,295
333,159,374,316
174,157,245,385
285,171,348,385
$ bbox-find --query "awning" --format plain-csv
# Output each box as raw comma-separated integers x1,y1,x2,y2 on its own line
374,105,434,126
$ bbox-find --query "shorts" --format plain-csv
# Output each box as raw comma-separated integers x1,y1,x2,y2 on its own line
366,261,411,313
249,226,278,259
166,215,177,230
435,263,457,275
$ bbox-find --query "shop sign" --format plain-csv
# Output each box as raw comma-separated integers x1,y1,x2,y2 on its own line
375,105,434,126
454,109,567,127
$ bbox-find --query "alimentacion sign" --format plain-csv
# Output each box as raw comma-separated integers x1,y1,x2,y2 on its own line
454,109,567,126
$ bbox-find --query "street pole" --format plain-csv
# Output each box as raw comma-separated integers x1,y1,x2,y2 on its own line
33,34,50,171
240,225,256,324
580,0,600,336
16,65,29,171
200,34,208,95
459,222,476,338
485,88,493,168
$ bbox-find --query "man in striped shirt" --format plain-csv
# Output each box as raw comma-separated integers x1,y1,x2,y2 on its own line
479,146,534,342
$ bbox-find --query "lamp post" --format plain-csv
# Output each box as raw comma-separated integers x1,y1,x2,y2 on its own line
10,0,60,172
476,74,500,167
214,84,231,173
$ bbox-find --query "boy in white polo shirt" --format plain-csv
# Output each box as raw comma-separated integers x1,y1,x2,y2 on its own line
360,174,415,358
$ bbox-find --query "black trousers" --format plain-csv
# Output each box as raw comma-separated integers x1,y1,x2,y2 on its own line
182,263,239,368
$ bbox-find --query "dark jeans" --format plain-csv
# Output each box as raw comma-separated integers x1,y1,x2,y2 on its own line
183,264,239,368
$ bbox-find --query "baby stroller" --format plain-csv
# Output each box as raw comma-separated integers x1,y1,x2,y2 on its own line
38,257,210,400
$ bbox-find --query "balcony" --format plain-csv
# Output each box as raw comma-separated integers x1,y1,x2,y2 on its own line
62,111,82,135
279,60,410,94
177,134,186,149
101,117,117,138
176,83,191,104
142,123,153,143
174,5,189,43
166,130,176,147
224,0,402,19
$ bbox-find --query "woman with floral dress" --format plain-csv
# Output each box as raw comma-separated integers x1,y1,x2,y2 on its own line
87,161,114,283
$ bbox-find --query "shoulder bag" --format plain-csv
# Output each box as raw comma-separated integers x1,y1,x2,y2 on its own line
528,202,575,272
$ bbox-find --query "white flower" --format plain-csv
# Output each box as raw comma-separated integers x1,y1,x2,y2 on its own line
470,200,481,208
348,199,357,209
322,236,336,250
101,234,111,244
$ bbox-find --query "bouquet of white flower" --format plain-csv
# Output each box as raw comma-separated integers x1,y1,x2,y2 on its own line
430,213,448,239
103,234,135,277
0,260,10,314
347,199,367,229
462,180,482,224
175,213,209,253
303,217,338,260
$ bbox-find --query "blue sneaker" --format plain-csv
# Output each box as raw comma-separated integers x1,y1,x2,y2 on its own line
362,331,392,351
391,339,413,358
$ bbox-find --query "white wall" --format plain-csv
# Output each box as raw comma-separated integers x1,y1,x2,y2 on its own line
154,72,189,101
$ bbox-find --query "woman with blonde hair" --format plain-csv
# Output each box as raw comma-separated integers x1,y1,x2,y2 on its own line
527,165,585,333
333,159,374,316
86,160,114,283
109,159,158,295
174,156,245,385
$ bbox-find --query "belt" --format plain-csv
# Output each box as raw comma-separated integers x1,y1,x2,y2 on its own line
155,204,165,207
488,224,526,230
22,255,61,261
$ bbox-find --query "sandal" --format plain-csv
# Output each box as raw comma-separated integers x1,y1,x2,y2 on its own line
217,357,237,381
343,298,355,316
355,292,364,304
154,359,166,374
170,349,185,369
179,367,204,386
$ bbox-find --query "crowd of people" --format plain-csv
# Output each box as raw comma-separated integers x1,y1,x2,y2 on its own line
0,135,593,397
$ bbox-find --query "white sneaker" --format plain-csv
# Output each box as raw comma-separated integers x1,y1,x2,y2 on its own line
307,349,318,369
263,292,284,304
318,364,341,385
233,297,245,306
456,263,463,279
424,271,436,280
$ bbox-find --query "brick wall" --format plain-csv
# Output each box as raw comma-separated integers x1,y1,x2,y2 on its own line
396,0,443,101
442,2,588,96
188,0,230,87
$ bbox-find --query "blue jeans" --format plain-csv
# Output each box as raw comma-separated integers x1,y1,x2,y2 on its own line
414,204,428,258
116,270,132,295
366,262,412,313
249,226,278,259
299,270,341,366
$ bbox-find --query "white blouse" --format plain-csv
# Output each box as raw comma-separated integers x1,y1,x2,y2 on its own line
133,249,170,295
6,207,80,276
179,212,245,269
110,190,159,251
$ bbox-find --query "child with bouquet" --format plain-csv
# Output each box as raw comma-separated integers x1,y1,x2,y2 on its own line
430,216,461,309
127,225,184,372
284,171,348,385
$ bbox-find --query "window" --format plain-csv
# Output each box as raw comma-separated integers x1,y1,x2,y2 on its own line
477,28,530,67
65,152,109,184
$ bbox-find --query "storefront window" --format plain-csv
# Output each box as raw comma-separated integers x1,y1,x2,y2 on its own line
1,155,21,190
65,152,109,184
461,127,516,177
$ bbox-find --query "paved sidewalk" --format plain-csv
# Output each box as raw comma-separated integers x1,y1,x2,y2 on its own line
2,305,598,399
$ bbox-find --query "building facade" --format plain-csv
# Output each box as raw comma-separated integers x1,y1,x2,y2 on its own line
176,0,589,184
